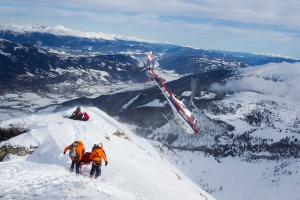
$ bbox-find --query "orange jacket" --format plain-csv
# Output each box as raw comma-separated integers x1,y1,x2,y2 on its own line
64,141,85,160
89,147,107,162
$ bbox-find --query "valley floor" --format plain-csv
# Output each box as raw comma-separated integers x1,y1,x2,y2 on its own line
0,82,155,121
151,141,300,200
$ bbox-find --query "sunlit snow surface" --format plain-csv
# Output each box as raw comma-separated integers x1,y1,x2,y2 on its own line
0,107,214,200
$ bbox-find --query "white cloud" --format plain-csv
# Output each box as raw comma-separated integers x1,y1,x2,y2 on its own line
3,0,299,28
1,0,300,57
209,62,300,103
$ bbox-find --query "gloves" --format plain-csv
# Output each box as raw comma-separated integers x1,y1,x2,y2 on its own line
63,152,66,155
105,161,108,166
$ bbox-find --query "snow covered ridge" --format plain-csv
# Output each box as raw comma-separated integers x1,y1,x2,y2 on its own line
0,23,162,43
253,52,298,60
0,107,214,200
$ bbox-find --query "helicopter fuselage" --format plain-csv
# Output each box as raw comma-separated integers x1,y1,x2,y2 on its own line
145,64,200,134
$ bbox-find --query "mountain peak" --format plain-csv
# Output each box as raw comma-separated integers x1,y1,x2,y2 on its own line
31,24,47,30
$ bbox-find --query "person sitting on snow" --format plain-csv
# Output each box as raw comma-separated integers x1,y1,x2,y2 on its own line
69,106,83,120
89,142,108,179
63,140,85,174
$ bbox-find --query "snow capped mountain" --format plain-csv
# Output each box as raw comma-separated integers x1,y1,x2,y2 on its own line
0,38,148,95
0,107,214,200
0,23,161,43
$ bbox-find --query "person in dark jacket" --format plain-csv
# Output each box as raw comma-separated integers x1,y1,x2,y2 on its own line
69,106,83,120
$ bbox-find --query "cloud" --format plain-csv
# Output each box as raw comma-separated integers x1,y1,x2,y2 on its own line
209,62,300,103
2,0,299,28
1,0,300,57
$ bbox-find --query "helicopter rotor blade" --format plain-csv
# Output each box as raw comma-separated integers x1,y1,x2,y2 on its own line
190,77,198,102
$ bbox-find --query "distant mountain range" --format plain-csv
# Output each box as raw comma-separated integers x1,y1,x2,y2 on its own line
0,23,163,42
0,38,148,94
0,23,176,57
1,23,299,96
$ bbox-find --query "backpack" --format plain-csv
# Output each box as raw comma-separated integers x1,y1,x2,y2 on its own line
83,112,89,119
69,142,78,157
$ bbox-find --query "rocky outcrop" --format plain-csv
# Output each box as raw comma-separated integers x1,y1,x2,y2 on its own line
0,144,37,161
0,124,35,161
0,125,29,143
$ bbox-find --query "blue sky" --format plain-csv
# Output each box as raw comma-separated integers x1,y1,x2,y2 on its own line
0,0,299,58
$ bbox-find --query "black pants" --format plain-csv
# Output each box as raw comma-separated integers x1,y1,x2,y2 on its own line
70,159,80,174
90,162,101,178
69,115,82,120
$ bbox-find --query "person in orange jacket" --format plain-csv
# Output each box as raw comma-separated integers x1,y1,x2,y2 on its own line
89,142,108,179
63,140,85,174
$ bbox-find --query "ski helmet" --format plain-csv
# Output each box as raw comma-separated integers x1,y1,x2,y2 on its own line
76,106,81,111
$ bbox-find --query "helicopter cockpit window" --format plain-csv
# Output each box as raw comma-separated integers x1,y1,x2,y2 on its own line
190,114,195,122
182,99,192,112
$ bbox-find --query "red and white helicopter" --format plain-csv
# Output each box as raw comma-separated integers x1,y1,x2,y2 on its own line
142,51,201,134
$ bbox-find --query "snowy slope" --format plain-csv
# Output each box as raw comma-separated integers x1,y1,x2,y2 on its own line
150,142,300,200
0,107,214,200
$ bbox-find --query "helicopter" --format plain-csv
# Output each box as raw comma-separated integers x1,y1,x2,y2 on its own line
142,51,201,134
